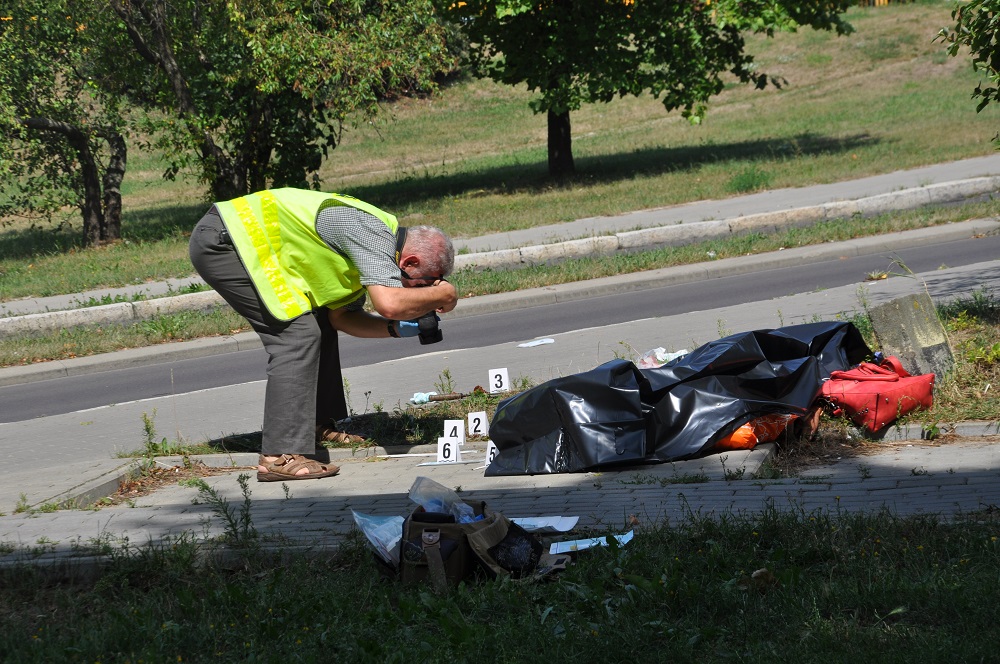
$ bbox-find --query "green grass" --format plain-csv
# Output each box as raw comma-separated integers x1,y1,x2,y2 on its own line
2,507,999,661
0,307,251,367
931,289,1000,423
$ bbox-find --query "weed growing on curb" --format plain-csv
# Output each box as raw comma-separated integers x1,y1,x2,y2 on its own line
434,368,456,394
184,473,258,546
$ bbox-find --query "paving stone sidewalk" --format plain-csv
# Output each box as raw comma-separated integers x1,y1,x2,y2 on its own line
2,434,998,569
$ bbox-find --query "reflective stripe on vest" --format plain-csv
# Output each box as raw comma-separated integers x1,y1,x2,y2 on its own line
215,189,397,321
230,191,311,319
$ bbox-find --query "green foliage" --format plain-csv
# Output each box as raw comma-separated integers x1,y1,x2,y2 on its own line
726,164,773,193
187,473,259,546
95,0,451,199
437,0,854,174
0,0,127,244
434,368,456,394
3,509,1000,661
940,0,1000,116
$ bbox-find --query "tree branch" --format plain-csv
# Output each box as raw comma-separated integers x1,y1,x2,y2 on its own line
107,0,163,67
21,116,85,141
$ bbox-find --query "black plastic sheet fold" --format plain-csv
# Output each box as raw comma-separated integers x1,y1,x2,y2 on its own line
485,322,870,476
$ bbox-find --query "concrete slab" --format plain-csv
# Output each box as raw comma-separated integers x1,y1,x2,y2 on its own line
869,292,954,377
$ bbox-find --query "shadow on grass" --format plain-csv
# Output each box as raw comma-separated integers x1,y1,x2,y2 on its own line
343,131,881,208
0,202,205,261
1,132,877,259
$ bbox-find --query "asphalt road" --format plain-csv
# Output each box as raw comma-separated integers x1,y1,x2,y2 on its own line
1,232,997,423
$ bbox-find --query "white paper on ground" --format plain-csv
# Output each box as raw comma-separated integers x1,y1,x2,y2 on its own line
517,338,555,348
511,516,580,533
549,530,634,554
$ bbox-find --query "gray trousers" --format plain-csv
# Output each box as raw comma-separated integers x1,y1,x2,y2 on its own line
188,209,348,455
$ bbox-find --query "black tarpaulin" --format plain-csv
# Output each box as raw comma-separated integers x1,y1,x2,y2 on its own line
485,321,870,476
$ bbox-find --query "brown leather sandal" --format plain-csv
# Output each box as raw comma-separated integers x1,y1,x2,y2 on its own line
257,454,340,482
315,424,366,446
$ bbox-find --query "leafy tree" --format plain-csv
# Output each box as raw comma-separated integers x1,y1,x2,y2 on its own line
98,0,451,201
0,1,128,246
438,0,854,177
939,0,1000,126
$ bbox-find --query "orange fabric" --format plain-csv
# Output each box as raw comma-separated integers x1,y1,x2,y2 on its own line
713,414,799,451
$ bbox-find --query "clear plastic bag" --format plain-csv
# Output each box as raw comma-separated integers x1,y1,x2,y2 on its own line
352,511,405,565
636,347,688,368
408,476,477,523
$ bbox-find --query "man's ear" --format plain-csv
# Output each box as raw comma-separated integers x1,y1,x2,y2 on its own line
400,255,421,269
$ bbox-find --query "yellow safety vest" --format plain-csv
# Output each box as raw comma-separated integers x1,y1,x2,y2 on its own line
215,188,398,321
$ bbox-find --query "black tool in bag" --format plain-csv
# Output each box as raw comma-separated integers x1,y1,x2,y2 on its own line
399,500,544,593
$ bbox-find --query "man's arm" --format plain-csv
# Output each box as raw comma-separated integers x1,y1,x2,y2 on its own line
327,308,396,338
328,280,457,337
366,280,457,321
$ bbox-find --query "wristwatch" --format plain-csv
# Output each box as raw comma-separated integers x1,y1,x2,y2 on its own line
387,320,400,338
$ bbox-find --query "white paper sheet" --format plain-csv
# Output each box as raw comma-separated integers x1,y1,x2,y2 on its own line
510,516,580,533
549,530,634,554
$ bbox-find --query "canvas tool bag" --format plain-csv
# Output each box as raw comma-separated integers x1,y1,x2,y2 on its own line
819,356,934,434
399,501,544,593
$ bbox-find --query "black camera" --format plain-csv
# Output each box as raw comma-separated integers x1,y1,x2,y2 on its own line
416,312,443,345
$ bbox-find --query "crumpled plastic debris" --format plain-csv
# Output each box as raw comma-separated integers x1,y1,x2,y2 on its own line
409,391,439,404
352,511,404,565
636,347,688,368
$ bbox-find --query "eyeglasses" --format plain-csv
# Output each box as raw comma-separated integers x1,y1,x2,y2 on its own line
400,269,444,283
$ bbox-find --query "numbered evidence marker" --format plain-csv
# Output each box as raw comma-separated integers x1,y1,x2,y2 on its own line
437,437,462,463
488,367,510,394
443,419,466,446
467,411,488,437
485,440,499,467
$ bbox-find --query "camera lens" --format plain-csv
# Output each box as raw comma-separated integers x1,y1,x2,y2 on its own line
416,312,443,345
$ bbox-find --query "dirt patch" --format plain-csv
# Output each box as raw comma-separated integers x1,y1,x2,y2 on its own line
94,460,254,508
767,425,871,476
770,423,1000,477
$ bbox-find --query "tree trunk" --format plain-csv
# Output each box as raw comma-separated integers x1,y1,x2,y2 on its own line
205,142,245,201
22,116,115,247
245,98,273,193
59,126,104,246
111,0,247,201
547,109,575,177
101,130,127,242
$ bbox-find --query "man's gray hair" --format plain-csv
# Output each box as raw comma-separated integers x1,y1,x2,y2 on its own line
405,225,455,276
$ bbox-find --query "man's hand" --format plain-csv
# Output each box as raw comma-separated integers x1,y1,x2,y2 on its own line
430,280,458,313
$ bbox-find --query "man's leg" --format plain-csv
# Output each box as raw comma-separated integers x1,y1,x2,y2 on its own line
258,315,322,456
315,308,349,425
189,209,316,456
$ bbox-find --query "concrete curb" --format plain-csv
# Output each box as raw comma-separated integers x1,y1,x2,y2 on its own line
1,176,997,341
0,290,225,337
453,176,1000,269
0,331,264,387
882,420,1000,440
440,218,999,318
